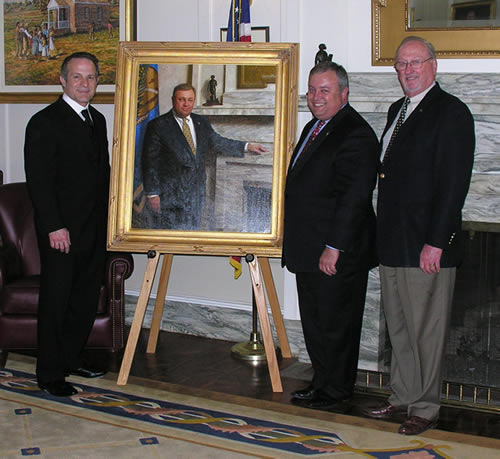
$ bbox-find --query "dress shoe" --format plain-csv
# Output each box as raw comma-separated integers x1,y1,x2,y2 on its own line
398,416,438,435
291,384,317,401
304,391,350,410
67,367,106,378
38,380,77,397
362,400,407,419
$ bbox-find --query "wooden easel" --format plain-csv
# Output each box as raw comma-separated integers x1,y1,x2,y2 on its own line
117,251,291,392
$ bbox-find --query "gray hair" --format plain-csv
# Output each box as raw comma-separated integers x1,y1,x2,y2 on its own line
395,36,436,61
309,61,349,92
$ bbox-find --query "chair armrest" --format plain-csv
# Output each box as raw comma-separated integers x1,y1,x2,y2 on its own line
105,251,134,287
104,251,134,307
103,251,134,350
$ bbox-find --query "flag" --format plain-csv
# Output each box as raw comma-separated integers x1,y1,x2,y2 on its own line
226,0,251,42
227,0,250,277
230,256,242,279
132,64,160,228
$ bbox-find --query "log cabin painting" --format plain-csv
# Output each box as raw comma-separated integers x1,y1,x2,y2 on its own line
2,0,120,86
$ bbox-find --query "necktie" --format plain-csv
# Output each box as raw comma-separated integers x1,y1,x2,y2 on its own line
292,120,325,168
182,118,196,155
383,96,410,162
303,120,325,152
81,108,94,128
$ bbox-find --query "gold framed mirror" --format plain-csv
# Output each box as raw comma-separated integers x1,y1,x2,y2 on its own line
372,0,500,65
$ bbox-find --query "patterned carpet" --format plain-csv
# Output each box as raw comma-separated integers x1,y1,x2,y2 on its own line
1,355,498,458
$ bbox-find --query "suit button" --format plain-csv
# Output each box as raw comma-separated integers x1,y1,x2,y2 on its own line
379,173,385,179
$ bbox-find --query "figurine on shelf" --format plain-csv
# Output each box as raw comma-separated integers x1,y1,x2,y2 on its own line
315,43,333,65
203,75,222,106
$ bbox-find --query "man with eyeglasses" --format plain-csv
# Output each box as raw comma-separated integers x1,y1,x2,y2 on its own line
363,37,475,435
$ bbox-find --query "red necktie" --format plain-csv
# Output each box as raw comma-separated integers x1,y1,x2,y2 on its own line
291,120,325,168
303,120,325,151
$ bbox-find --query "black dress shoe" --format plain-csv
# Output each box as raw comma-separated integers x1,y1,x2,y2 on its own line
38,380,77,397
67,367,106,378
291,384,317,400
304,391,350,410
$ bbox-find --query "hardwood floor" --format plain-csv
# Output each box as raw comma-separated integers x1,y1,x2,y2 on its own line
80,328,500,441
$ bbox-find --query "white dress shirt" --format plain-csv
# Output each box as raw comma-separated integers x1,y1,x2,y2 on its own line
62,93,92,123
380,82,435,161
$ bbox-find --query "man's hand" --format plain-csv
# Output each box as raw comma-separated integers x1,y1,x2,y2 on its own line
247,143,268,155
419,243,443,274
319,247,340,276
49,228,71,254
146,195,161,213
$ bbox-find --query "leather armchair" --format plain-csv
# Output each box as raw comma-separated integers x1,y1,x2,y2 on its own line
0,182,134,363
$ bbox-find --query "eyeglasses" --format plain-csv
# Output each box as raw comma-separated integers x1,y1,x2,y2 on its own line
394,58,433,71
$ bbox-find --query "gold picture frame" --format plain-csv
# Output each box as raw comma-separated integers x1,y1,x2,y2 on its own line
372,0,500,65
108,41,299,257
0,0,135,103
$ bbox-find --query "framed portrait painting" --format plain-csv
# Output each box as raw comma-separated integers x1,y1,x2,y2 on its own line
108,41,299,258
0,0,136,103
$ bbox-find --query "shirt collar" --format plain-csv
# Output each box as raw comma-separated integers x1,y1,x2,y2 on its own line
407,82,435,105
173,111,192,124
62,93,89,116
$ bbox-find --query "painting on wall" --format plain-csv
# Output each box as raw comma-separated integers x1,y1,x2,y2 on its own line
108,41,299,258
220,25,275,89
0,0,135,103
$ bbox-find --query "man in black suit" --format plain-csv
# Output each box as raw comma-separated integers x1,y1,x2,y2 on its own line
364,37,475,435
141,83,266,230
24,52,109,397
283,61,379,409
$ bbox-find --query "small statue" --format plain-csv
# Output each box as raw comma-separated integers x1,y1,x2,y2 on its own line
203,75,222,106
315,43,333,65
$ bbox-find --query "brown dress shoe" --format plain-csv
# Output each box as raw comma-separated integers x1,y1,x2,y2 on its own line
398,416,438,435
362,400,407,419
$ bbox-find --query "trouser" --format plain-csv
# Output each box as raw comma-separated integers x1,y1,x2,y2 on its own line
296,268,369,399
379,265,456,420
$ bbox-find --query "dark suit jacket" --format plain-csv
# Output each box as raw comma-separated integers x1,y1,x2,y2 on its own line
377,83,475,268
24,96,110,249
141,110,245,229
282,104,379,273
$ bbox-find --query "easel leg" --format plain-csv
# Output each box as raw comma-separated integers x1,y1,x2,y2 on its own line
146,253,173,353
247,256,283,392
117,251,160,385
260,257,292,358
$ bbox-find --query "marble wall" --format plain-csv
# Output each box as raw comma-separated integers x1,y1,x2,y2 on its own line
125,72,500,375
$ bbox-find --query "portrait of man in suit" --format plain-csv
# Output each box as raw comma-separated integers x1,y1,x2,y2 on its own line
141,83,267,230
282,61,379,409
363,36,475,436
24,52,109,397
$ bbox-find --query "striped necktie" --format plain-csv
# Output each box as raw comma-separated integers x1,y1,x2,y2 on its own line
182,118,196,155
383,96,410,162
